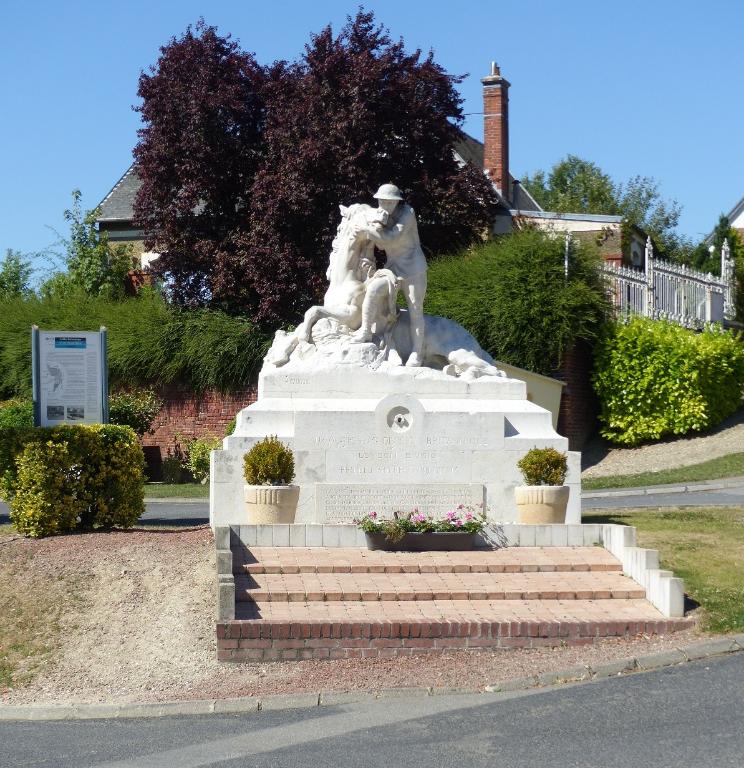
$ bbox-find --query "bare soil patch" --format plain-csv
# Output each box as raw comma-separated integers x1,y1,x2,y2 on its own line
0,527,712,707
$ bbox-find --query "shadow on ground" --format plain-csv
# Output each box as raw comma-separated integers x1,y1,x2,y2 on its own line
580,405,744,472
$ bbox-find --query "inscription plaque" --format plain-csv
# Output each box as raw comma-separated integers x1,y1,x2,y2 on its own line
316,483,485,522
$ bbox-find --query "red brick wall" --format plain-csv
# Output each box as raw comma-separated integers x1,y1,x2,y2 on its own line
142,383,257,477
556,340,599,450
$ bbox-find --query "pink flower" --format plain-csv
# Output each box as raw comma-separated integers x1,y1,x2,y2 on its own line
368,511,377,519
454,518,464,527
446,509,456,520
412,512,427,524
458,504,464,510
465,512,473,521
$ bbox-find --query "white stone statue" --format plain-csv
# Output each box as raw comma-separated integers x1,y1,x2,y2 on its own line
353,184,427,368
266,192,504,380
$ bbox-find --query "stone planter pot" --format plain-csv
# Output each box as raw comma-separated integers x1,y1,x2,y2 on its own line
244,484,299,524
364,531,477,552
514,485,569,524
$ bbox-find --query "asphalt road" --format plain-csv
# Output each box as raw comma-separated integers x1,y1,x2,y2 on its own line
2,653,743,767
2,480,744,527
583,480,744,509
0,500,210,527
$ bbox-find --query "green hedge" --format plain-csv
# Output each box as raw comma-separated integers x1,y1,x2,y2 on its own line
0,424,145,537
425,229,610,375
0,399,33,428
593,318,744,445
0,289,271,399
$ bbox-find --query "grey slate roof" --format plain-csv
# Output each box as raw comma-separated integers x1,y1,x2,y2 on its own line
724,195,744,228
97,165,141,222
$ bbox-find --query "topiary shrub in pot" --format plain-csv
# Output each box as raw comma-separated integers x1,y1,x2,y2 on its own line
515,447,569,524
243,436,298,524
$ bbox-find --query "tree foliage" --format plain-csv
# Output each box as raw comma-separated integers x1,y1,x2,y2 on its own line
133,11,499,325
0,250,33,299
522,155,683,257
41,190,133,299
134,21,264,308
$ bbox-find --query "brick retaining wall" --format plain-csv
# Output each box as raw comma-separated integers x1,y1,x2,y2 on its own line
142,384,257,478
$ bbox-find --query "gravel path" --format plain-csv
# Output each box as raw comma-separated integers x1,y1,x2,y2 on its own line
582,406,744,478
0,527,711,707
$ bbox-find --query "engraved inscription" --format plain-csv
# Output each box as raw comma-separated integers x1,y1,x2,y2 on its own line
317,483,484,523
325,448,470,482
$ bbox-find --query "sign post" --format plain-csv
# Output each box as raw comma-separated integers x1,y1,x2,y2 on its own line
31,326,109,427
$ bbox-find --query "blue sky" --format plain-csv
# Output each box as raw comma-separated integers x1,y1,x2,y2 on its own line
1,0,742,266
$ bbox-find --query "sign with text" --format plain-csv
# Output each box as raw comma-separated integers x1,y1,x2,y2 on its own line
32,328,108,427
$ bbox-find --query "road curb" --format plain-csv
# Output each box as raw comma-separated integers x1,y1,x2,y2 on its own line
583,475,744,499
143,497,208,504
1,634,742,721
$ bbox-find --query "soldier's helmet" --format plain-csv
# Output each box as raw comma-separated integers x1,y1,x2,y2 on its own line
373,183,403,201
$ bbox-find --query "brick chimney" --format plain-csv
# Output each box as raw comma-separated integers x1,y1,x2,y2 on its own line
481,62,511,204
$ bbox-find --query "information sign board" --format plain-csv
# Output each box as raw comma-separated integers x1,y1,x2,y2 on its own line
31,327,108,427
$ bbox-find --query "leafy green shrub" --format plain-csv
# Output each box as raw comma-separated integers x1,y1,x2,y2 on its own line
161,455,184,484
0,399,33,428
184,435,222,483
0,424,144,537
517,447,568,486
243,436,295,485
0,290,271,399
593,318,744,445
109,388,163,437
425,229,610,375
225,417,236,436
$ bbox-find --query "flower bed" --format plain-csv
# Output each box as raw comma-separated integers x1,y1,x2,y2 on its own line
357,506,486,551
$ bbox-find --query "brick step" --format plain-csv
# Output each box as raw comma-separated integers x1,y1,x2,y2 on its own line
235,570,645,603
218,599,694,661
234,546,622,575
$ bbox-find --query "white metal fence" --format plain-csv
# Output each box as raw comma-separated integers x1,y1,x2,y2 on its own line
599,237,735,329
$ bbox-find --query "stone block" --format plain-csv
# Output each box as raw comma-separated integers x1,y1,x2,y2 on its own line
289,525,307,547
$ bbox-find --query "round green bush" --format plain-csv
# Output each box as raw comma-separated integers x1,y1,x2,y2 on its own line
108,388,163,437
517,447,568,486
2,424,145,537
243,436,295,485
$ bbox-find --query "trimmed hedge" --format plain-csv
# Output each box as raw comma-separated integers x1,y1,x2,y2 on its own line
0,424,145,538
593,318,744,445
0,289,271,399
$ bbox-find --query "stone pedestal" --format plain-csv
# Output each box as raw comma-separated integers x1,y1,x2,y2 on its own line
210,363,580,528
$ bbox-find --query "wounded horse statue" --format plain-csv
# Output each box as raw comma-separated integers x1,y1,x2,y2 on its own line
266,200,504,380
212,187,579,529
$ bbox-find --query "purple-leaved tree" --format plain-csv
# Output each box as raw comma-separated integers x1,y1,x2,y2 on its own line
134,11,499,325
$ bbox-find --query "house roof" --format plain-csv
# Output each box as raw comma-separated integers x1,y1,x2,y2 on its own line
702,194,744,243
452,131,542,212
725,195,744,225
97,165,141,222
515,210,623,225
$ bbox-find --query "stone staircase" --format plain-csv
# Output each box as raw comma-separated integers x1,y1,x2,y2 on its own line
217,545,693,662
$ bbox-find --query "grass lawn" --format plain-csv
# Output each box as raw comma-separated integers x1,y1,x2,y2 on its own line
0,529,86,690
144,483,209,499
583,452,744,491
583,506,744,634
